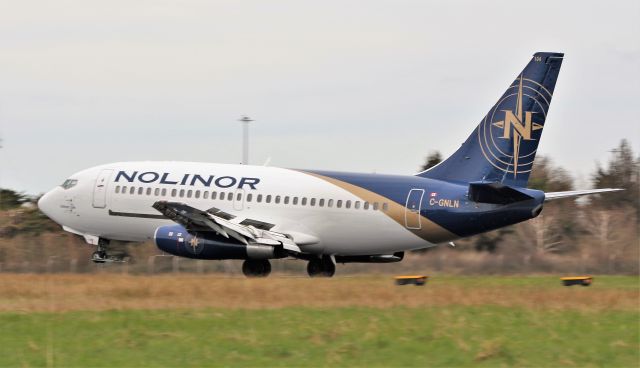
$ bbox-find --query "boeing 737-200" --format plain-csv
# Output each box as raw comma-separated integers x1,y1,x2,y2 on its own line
38,52,620,277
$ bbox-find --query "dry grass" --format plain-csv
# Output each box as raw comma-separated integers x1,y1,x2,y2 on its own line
0,273,636,313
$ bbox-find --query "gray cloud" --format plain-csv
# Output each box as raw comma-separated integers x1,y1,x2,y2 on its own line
0,0,638,193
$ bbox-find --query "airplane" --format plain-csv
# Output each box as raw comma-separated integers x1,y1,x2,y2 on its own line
38,52,621,277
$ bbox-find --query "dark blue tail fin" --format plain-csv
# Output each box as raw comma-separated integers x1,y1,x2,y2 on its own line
418,52,564,187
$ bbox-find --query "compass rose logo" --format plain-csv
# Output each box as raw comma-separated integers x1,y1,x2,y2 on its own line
477,74,551,177
187,236,204,255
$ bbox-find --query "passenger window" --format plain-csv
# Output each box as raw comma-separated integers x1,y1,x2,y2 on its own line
354,201,360,209
319,199,325,207
146,188,151,195
293,197,298,205
130,187,135,195
266,195,272,203
364,202,370,210
336,200,342,208
257,194,263,203
211,191,217,200
122,186,127,193
195,190,200,199
154,188,160,196
382,203,389,211
301,197,307,206
327,199,333,207
236,193,242,201
220,192,225,200
115,186,120,194
171,189,177,197
229,193,234,201
373,202,379,210
161,188,167,196
310,198,316,206
203,191,209,199
284,196,290,205
275,195,281,204
346,200,352,209
187,190,192,198
179,189,185,198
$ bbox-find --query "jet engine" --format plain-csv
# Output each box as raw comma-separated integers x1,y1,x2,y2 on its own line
154,225,283,260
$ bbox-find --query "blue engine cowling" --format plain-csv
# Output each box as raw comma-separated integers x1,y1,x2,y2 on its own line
154,225,278,260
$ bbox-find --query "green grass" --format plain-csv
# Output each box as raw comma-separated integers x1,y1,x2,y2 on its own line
1,306,638,368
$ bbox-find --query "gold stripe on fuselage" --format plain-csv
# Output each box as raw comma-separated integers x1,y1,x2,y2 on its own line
302,172,458,244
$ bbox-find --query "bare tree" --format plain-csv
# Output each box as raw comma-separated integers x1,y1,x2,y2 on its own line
514,212,566,255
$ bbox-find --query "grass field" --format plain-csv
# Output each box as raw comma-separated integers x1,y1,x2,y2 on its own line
0,274,638,367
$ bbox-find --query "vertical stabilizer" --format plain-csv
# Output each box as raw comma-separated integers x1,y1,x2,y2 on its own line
418,52,563,187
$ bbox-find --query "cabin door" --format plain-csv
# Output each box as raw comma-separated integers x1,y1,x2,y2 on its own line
404,189,424,229
92,169,113,208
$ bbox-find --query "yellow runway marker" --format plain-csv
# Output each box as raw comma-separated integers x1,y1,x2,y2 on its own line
561,276,593,287
395,275,428,286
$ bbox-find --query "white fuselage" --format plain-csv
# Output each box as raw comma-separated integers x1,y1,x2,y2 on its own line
38,161,435,256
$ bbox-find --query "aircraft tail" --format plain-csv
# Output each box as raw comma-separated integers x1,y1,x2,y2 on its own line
418,52,564,187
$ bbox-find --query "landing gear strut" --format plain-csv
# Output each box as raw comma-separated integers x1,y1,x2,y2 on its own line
307,256,335,277
90,238,126,263
91,238,110,263
242,259,272,277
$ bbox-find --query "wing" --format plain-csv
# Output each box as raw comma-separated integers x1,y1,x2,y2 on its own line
152,201,304,253
544,188,623,201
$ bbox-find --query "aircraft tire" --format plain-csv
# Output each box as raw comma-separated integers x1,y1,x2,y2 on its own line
242,259,271,278
263,260,272,276
307,259,323,277
91,251,107,264
321,258,336,277
307,258,335,278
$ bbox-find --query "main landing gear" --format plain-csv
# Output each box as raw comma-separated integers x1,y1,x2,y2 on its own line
307,256,335,278
242,259,272,277
241,257,336,278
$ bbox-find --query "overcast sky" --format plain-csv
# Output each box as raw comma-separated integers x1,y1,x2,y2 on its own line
1,0,638,194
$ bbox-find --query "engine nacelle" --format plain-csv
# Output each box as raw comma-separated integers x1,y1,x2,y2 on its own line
154,225,279,260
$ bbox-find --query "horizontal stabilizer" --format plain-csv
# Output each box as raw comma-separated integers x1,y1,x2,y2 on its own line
469,182,534,204
544,188,623,201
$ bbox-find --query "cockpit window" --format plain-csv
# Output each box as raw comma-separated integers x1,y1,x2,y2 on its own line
60,179,78,190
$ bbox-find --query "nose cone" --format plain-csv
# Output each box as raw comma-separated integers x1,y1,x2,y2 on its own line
38,190,57,220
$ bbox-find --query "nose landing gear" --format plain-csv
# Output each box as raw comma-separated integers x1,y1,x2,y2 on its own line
91,249,108,263
90,238,126,263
